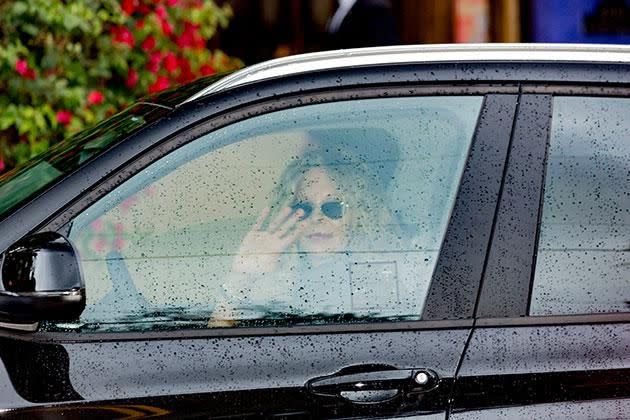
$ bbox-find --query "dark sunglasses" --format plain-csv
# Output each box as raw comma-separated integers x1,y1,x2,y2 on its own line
291,200,347,220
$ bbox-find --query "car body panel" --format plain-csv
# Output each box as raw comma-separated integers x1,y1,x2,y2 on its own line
453,87,630,416
0,45,628,417
1,329,466,417
452,323,630,417
0,90,517,417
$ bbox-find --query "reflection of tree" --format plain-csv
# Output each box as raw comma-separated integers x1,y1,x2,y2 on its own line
77,186,157,259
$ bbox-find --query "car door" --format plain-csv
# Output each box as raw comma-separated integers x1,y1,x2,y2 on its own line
0,73,516,418
451,90,630,418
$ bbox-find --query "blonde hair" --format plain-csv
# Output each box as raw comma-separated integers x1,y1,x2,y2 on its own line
264,146,401,252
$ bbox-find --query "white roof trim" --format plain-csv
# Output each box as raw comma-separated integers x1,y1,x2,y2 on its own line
185,43,630,103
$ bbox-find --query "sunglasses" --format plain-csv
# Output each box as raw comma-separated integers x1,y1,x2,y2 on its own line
291,200,347,220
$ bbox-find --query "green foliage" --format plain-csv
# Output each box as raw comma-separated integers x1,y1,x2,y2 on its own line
0,0,242,172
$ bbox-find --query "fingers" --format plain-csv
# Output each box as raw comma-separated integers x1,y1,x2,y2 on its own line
267,206,293,232
252,207,270,230
250,206,305,252
275,208,304,237
280,221,306,249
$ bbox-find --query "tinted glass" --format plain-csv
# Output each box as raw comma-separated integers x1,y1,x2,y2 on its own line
51,96,482,332
531,96,630,315
0,104,168,220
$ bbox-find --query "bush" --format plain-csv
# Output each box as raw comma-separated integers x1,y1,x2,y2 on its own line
0,0,242,173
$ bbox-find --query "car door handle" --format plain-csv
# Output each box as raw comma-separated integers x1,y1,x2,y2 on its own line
306,365,439,404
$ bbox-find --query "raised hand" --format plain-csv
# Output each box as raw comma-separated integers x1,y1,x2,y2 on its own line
231,206,306,274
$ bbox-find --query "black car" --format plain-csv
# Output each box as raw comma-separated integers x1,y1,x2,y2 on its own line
0,44,628,419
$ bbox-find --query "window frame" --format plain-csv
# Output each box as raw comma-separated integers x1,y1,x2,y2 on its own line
476,85,630,324
32,81,518,339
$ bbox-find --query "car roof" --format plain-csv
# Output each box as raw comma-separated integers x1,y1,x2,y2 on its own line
184,43,630,104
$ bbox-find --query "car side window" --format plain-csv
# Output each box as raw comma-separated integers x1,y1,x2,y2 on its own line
51,96,482,332
530,96,630,315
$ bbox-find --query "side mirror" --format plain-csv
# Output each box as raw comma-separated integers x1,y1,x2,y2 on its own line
0,232,85,330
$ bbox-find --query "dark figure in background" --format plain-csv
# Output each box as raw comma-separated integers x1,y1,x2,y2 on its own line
327,0,399,49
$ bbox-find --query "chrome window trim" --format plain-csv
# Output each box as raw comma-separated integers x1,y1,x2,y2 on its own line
185,43,630,103
4,319,473,343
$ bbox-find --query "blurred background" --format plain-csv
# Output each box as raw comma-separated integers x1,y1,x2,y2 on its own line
1,0,630,173
219,0,630,64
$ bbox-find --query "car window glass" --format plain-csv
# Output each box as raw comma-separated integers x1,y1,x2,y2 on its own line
0,104,168,220
50,96,482,333
530,96,630,315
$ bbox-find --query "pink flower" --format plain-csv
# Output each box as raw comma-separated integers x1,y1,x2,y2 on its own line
92,238,107,253
160,19,173,36
113,236,126,251
121,0,138,15
112,222,126,250
164,52,178,73
90,219,104,233
200,64,216,76
135,19,145,29
0,159,5,172
56,110,73,126
141,35,156,52
146,61,159,73
176,34,191,49
137,3,151,14
15,59,36,80
148,75,170,93
112,26,135,47
166,0,178,5
87,90,105,105
15,59,28,75
114,222,125,235
144,185,157,197
146,51,162,73
176,56,193,83
126,68,139,88
155,5,167,19
177,21,203,49
120,196,137,213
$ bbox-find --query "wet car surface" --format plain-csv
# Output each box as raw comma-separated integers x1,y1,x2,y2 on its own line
0,44,628,418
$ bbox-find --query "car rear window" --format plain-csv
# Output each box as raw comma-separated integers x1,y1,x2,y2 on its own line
530,96,630,315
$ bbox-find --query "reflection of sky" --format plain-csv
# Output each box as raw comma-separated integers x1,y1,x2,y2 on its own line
543,97,630,229
0,359,31,408
550,97,630,158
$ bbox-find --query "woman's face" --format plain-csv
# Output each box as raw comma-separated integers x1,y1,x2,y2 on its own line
294,168,351,255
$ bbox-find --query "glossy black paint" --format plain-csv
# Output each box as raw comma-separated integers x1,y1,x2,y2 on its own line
452,322,630,417
423,94,516,320
0,337,81,403
1,232,81,293
0,232,84,323
476,94,552,318
1,328,468,418
0,385,449,419
454,89,630,417
453,368,630,411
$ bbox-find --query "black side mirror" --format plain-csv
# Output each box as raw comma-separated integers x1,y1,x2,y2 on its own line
0,232,85,330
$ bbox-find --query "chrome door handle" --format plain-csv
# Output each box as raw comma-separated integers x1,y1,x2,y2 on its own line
306,365,439,404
